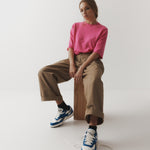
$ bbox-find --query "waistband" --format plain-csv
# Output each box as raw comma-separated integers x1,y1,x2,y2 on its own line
74,52,94,63
74,52,103,65
76,52,92,54
74,52,92,56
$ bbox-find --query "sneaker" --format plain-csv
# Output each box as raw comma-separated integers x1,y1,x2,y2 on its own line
50,105,73,128
81,128,98,150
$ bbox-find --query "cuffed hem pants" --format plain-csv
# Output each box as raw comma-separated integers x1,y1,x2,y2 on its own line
38,52,105,125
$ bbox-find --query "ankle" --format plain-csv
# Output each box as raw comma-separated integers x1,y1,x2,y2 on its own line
89,115,98,126
89,125,97,132
57,101,70,111
56,100,63,105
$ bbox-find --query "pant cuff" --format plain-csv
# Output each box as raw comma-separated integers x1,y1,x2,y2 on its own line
85,109,104,125
41,96,63,101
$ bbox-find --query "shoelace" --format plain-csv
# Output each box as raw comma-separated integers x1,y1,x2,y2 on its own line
84,131,95,145
55,108,65,119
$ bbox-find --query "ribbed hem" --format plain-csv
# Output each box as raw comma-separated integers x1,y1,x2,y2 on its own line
41,96,63,101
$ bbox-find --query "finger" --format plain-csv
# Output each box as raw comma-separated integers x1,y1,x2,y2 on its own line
74,77,78,84
76,77,80,83
70,72,72,77
70,72,73,77
75,79,79,84
69,73,72,77
71,72,74,77
72,72,75,77
79,76,82,80
77,77,82,82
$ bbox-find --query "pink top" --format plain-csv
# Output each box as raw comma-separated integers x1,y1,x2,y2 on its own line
67,21,108,59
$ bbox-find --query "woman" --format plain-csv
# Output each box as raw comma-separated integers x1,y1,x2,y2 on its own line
38,0,108,149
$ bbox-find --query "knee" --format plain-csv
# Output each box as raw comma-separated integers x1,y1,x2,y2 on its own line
86,76,103,85
38,68,43,77
38,66,55,79
38,67,47,77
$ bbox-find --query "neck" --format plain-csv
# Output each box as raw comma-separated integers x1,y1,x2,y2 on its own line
84,19,97,25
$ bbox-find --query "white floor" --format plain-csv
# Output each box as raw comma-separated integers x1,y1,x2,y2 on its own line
0,89,150,150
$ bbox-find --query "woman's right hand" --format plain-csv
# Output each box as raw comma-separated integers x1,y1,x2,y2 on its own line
69,63,77,78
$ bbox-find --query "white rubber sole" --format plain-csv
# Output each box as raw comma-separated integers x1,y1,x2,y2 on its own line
81,143,97,150
81,136,98,150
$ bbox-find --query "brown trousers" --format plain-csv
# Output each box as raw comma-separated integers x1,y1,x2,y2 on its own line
38,53,105,125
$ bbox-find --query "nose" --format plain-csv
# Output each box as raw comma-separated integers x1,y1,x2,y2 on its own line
83,11,87,15
83,9,86,14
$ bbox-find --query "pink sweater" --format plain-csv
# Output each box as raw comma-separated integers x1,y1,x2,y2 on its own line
67,21,108,59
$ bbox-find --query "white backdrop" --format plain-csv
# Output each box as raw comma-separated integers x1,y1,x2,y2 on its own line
0,0,150,92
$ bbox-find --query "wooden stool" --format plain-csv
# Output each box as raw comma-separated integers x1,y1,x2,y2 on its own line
74,79,86,120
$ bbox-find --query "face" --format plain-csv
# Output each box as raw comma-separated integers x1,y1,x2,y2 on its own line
79,2,96,21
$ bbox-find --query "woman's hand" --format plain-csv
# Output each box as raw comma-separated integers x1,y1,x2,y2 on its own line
74,66,84,83
69,63,77,78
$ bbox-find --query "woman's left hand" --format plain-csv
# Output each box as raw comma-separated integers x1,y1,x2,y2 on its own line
74,66,84,83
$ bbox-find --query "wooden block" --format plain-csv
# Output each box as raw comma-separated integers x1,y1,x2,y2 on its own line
74,79,86,120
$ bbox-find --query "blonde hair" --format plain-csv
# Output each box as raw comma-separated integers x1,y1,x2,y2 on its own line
79,0,98,18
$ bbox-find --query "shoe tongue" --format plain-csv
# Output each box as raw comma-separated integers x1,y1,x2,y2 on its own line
87,128,96,135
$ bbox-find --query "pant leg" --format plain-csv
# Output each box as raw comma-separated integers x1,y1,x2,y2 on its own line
38,58,71,101
83,59,104,125
75,53,105,125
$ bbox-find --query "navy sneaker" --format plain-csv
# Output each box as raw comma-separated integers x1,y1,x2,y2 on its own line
81,128,98,150
50,105,73,128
